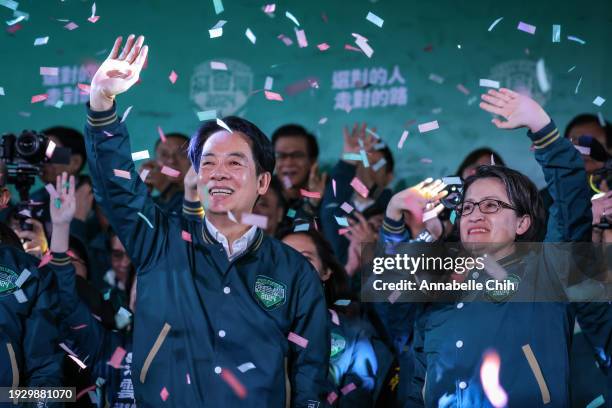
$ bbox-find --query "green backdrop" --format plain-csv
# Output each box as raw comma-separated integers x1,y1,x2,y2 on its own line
1,0,611,189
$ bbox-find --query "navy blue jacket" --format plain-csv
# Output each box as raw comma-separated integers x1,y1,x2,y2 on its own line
84,103,330,407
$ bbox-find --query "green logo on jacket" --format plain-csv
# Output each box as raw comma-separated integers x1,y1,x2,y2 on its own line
254,276,286,310
486,273,521,302
330,332,346,359
0,264,18,296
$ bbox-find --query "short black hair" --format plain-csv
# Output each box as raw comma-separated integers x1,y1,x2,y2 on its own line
271,124,319,160
461,165,544,242
42,126,87,173
565,113,612,148
154,132,190,152
188,116,275,175
456,147,506,178
0,221,22,249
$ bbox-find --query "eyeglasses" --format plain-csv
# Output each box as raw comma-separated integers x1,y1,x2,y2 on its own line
275,151,307,161
111,250,129,260
456,199,517,216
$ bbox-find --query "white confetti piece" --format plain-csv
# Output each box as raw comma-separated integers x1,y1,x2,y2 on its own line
575,77,583,94
568,66,576,72
54,100,64,108
6,15,24,26
552,25,561,42
40,66,58,76
210,61,227,70
567,35,586,45
120,106,133,123
372,158,387,172
418,120,439,133
13,289,27,303
161,166,180,177
398,130,409,149
354,36,373,58
197,109,217,121
536,59,550,93
575,145,591,155
285,11,299,26
517,21,536,35
15,268,31,287
388,290,401,304
245,28,256,44
227,210,238,223
593,96,606,107
366,11,384,28
209,20,226,38
263,4,275,13
0,0,18,10
264,76,273,90
237,362,256,373
479,79,500,89
318,117,328,125
340,202,354,214
68,354,87,369
429,73,444,84
131,150,149,161
34,36,48,46
487,17,503,32
295,28,308,48
597,112,606,128
139,168,149,182
212,0,223,15
0,87,4,96
241,213,268,229
216,118,232,132
137,212,154,228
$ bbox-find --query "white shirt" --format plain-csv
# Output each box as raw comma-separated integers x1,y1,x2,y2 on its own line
205,218,258,261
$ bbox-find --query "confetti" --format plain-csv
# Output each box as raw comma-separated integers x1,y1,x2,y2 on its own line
423,204,444,222
45,183,58,198
245,28,256,44
137,212,154,229
294,223,310,232
264,76,273,90
575,76,583,94
88,2,99,23
398,130,409,149
210,61,227,70
263,4,275,13
34,37,49,46
68,354,87,369
593,96,606,107
59,342,78,357
107,346,127,369
288,332,308,348
366,11,384,28
160,387,169,401
350,177,369,198
334,216,349,227
317,43,329,51
388,290,401,304
54,100,64,108
354,36,373,58
418,120,439,133
334,299,351,306
40,66,58,76
157,126,167,143
340,202,354,214
552,25,561,42
131,150,150,161
241,213,268,229
575,145,591,155
139,168,150,182
282,175,292,189
161,166,181,178
442,176,461,185
120,105,133,123
327,392,338,405
598,112,606,128
338,227,350,235
6,15,24,26
14,268,30,288
332,179,336,197
64,22,78,30
286,209,296,218
88,15,99,23
360,149,369,168
216,118,232,132
180,230,192,242
318,117,328,125
300,189,321,199
429,73,444,84
71,324,88,330
372,158,387,172
536,59,550,93
567,35,586,45
212,0,224,14
264,91,283,101
341,383,357,395
285,11,300,26
457,84,470,95
342,153,362,161
221,369,247,399
31,93,48,103
568,65,576,73
209,20,226,38
186,373,191,384
227,210,238,223
45,140,56,159
113,169,131,179
237,362,256,373
517,21,536,34
479,79,500,89
277,34,293,46
420,158,433,164
0,87,4,96
38,252,52,268
169,70,178,84
77,83,91,94
480,351,508,408
329,309,340,325
487,17,503,32
197,109,217,121
0,0,18,10
295,28,308,48
586,395,605,408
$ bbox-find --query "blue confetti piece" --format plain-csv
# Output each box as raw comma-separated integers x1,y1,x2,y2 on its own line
552,25,561,42
334,299,351,306
286,209,296,218
137,212,154,229
450,210,457,224
334,216,349,227
342,153,362,161
586,395,604,408
360,149,370,168
54,197,61,209
294,223,309,232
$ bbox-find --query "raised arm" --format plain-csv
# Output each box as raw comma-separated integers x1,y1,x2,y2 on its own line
86,35,171,269
480,88,591,242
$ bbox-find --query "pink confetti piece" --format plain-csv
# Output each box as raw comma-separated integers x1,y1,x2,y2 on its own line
329,309,340,325
87,15,100,23
64,21,79,30
517,21,536,35
350,177,369,198
161,166,181,178
139,168,150,182
340,202,354,214
332,179,336,197
388,290,401,304
221,369,247,399
209,20,226,38
288,332,309,348
75,385,97,401
31,93,48,103
113,169,131,179
38,252,53,268
327,391,338,405
341,382,357,395
418,120,439,133
160,387,169,401
300,189,321,199
398,130,409,149
480,351,508,408
344,44,361,52
186,373,191,384
71,324,88,330
40,67,59,76
338,227,350,236
181,230,192,242
68,354,87,369
263,3,275,13
457,84,470,95
210,61,228,70
241,213,268,229
277,34,293,46
295,28,308,48
77,83,91,94
107,346,127,369
264,91,283,101
317,43,330,51
169,70,178,84
157,126,167,143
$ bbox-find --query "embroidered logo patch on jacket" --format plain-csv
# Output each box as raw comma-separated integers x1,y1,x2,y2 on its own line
0,264,19,296
254,275,286,310
330,332,347,359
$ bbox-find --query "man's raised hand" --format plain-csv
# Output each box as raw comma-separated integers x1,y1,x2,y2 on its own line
479,88,550,133
90,34,149,111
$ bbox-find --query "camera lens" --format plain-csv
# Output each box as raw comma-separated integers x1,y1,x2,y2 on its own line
16,132,40,158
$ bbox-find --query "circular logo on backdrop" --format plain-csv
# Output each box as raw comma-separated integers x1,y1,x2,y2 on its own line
489,59,552,107
190,59,254,117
